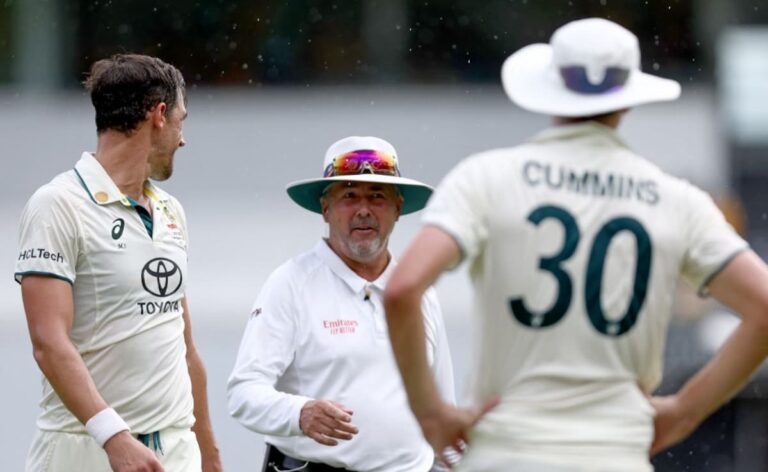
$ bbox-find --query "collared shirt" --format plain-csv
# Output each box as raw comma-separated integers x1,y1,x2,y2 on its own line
422,122,747,459
15,152,194,434
227,240,455,472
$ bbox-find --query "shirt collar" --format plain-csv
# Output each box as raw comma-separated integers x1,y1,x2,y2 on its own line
313,239,396,296
73,152,164,208
529,121,629,149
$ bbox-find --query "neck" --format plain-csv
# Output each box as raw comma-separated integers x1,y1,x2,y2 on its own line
94,128,152,201
553,109,627,129
326,239,390,282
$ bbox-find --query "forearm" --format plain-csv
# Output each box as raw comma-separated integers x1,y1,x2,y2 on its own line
227,373,312,436
385,290,444,418
187,347,219,458
33,338,108,424
676,318,768,422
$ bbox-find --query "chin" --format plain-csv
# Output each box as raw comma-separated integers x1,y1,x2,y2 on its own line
150,169,173,181
349,240,384,260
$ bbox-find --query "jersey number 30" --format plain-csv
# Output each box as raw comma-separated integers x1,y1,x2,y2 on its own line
509,205,652,337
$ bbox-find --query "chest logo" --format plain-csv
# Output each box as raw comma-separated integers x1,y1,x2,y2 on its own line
141,257,183,297
112,218,125,240
322,319,358,335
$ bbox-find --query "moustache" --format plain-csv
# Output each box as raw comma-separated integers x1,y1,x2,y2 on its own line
351,217,379,232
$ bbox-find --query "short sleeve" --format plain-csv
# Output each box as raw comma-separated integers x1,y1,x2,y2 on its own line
15,185,79,284
680,186,748,296
421,156,489,264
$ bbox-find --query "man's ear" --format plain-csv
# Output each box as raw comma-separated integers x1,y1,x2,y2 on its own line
320,197,330,223
148,102,168,128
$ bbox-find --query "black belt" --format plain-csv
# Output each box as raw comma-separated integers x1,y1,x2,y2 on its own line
262,444,352,472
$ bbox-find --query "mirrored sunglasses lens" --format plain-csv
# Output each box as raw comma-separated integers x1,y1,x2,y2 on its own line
330,151,398,176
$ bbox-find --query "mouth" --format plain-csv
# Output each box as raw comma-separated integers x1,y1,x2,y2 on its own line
351,226,377,235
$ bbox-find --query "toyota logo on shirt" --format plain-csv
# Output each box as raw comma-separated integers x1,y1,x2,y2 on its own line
141,257,183,297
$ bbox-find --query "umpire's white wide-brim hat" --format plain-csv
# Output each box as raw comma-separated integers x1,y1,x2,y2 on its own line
286,136,433,215
501,18,681,117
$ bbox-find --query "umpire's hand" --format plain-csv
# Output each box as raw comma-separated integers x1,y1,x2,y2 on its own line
300,400,359,446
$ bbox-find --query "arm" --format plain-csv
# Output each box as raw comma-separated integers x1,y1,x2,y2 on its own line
22,275,162,471
423,289,456,406
181,297,222,472
384,226,496,460
651,250,768,455
226,273,357,445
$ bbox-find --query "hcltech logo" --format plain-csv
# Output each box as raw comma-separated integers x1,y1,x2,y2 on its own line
141,257,183,297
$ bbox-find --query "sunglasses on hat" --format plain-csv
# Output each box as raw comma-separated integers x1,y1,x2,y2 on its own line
323,150,401,178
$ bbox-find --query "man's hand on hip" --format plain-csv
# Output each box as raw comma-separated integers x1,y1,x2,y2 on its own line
104,431,165,472
418,398,499,467
300,400,359,446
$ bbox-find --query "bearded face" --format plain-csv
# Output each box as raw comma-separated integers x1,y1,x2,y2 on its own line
321,181,403,264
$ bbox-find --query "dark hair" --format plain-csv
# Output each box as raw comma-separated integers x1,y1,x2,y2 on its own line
84,54,185,134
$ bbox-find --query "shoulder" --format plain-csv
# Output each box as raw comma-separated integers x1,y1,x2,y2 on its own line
23,171,83,215
439,147,529,189
262,247,323,294
650,168,713,207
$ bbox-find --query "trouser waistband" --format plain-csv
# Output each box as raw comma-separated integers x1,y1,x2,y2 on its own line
136,431,164,455
263,444,351,472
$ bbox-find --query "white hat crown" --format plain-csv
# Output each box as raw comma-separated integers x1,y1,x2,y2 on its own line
551,18,640,86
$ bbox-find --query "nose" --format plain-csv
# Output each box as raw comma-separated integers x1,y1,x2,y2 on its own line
355,203,372,219
179,136,186,148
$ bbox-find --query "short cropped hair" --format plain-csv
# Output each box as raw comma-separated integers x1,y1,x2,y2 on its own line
84,54,185,134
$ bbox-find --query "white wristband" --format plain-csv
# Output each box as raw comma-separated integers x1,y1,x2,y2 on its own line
85,408,130,447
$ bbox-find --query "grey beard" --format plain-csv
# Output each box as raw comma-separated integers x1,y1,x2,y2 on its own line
348,235,384,261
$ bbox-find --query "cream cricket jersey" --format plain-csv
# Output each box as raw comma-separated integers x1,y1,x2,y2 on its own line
227,240,455,472
423,122,748,458
15,152,194,434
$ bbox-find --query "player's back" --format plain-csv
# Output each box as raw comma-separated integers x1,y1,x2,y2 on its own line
424,122,746,462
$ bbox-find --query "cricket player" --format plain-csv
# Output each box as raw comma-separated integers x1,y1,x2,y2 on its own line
384,18,768,471
16,54,221,471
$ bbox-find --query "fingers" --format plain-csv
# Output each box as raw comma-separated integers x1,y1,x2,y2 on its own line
460,396,499,445
329,400,354,416
307,429,341,446
475,396,500,420
322,401,355,423
301,399,359,446
316,401,358,436
436,450,453,470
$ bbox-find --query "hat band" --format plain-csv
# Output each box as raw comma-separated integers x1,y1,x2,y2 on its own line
559,66,629,95
323,150,401,178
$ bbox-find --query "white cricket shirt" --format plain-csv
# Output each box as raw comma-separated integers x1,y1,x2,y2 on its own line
422,122,747,459
15,152,194,434
227,240,455,472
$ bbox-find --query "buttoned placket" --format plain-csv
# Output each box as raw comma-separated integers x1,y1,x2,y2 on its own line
363,283,387,336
